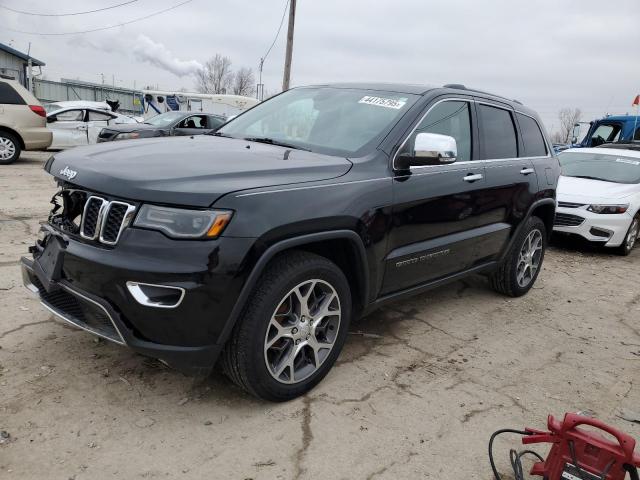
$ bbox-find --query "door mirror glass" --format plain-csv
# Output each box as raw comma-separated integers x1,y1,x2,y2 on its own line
572,124,581,144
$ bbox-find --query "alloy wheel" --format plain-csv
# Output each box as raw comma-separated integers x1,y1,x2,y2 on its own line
627,218,639,251
516,229,543,288
0,137,16,161
264,279,341,384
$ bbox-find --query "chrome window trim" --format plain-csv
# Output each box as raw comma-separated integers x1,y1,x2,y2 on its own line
391,97,474,171
392,97,553,171
126,281,186,309
99,201,137,245
80,196,108,241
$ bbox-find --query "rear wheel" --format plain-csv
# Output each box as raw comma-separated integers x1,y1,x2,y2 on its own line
0,132,20,165
221,251,351,401
490,216,546,297
617,215,639,256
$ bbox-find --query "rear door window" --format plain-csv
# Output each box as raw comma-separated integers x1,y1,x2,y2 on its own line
88,111,114,121
478,104,518,159
517,113,547,157
0,82,26,105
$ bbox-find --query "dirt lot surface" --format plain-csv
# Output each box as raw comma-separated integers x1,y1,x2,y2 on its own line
2,152,640,479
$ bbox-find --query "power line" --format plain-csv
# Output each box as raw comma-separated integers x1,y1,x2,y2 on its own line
2,0,192,36
0,0,139,17
262,0,290,62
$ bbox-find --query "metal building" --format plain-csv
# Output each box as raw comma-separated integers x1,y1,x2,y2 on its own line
0,42,45,89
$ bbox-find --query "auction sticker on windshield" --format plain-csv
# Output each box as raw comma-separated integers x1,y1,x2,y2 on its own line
359,96,407,109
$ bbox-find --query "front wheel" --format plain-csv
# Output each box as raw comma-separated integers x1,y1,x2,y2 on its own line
490,216,547,297
617,215,639,256
221,251,351,401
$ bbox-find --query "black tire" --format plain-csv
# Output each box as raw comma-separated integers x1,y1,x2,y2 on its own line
0,131,21,165
617,215,639,256
221,251,352,401
490,216,547,297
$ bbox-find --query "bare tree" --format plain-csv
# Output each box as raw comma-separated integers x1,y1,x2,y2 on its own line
558,107,582,144
232,67,255,96
195,54,233,94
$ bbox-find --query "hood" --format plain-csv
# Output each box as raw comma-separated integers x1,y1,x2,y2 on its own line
557,175,639,204
48,136,353,207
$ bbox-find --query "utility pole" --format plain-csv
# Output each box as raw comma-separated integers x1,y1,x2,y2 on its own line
281,0,296,92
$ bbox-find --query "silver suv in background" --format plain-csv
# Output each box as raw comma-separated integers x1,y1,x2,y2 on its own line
0,79,52,164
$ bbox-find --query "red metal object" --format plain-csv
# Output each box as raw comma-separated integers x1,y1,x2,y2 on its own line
523,413,640,480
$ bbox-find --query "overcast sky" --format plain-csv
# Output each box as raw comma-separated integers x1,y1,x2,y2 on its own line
2,0,639,132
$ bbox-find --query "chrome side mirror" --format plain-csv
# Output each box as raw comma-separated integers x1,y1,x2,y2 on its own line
395,132,458,170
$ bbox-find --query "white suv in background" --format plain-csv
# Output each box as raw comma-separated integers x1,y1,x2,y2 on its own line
0,78,52,164
554,147,640,255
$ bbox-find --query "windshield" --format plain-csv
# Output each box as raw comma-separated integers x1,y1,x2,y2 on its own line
559,151,640,184
218,87,419,156
145,111,185,127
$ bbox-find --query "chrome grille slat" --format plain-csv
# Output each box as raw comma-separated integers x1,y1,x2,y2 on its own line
99,201,137,245
80,196,108,240
77,194,135,245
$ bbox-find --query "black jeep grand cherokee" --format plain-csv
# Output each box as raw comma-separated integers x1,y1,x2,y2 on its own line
22,83,559,401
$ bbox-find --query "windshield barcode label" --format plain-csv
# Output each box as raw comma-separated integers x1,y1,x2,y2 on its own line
358,96,407,109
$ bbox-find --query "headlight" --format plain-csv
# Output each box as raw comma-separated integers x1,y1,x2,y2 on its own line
133,205,232,239
587,204,629,214
116,132,140,140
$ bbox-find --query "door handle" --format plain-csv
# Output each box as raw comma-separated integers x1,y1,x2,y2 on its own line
520,168,535,175
463,173,483,182
76,125,88,131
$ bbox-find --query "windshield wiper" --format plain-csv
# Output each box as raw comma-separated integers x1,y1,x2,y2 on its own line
209,131,233,138
243,137,311,152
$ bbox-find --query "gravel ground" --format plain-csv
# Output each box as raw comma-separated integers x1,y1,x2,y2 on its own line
2,152,640,479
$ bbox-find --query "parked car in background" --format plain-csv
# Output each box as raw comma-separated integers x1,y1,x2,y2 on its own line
96,111,226,142
554,147,640,255
44,100,113,115
571,115,640,148
47,107,139,149
22,83,558,400
0,79,52,164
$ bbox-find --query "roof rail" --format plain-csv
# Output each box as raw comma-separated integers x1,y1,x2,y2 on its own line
442,83,522,105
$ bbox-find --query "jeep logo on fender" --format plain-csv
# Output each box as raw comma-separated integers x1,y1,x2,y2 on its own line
59,166,77,180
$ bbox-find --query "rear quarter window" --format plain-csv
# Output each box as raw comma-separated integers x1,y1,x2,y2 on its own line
0,82,26,105
517,113,547,157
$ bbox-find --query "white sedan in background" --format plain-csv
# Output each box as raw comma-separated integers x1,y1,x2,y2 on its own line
47,106,138,149
554,147,640,255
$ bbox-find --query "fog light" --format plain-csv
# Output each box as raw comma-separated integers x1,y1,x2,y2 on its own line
589,227,612,238
126,282,185,309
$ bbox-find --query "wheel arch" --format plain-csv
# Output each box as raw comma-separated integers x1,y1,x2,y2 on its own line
530,199,556,238
0,126,25,150
218,230,369,346
499,198,555,262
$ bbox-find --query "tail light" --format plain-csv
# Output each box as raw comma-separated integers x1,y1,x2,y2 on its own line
29,105,46,117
